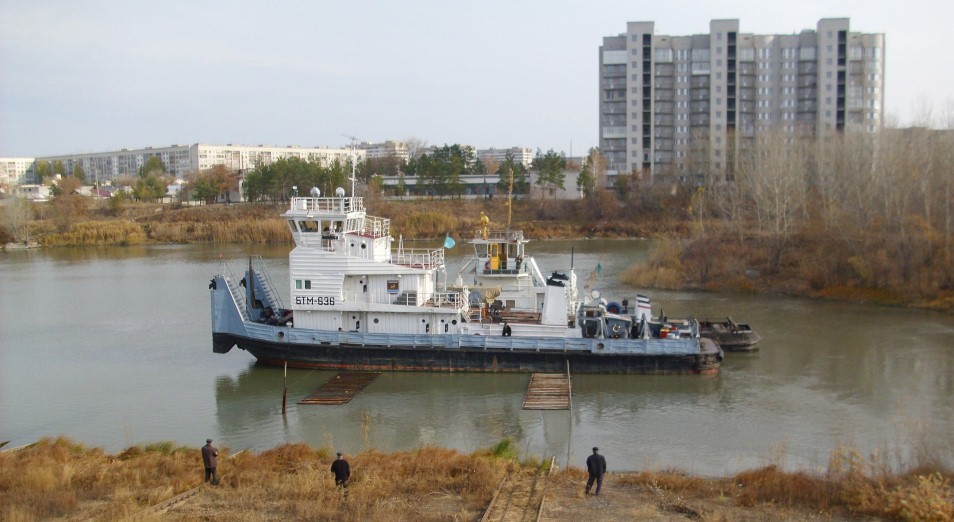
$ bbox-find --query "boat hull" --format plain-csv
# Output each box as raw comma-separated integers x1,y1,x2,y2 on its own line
213,332,721,375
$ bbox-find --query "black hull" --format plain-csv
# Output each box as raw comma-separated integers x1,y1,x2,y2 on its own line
700,332,761,352
213,333,721,375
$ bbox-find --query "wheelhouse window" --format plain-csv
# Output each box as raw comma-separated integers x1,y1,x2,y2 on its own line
295,280,312,290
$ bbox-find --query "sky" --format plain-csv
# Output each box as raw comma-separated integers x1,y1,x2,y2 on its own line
1,0,952,157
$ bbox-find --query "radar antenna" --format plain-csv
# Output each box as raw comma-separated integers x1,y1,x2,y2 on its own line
342,134,359,196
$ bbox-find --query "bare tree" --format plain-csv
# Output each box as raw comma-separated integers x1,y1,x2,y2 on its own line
403,137,429,161
736,130,808,272
4,198,34,243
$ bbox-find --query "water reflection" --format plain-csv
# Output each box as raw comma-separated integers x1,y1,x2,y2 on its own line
3,242,954,475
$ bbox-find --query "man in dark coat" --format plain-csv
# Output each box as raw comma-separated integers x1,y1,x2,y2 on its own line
201,438,220,485
330,452,351,488
502,322,512,336
585,446,606,495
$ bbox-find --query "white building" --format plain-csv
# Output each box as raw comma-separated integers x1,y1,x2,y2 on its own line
600,18,885,184
0,157,35,188
476,147,534,168
36,143,363,184
358,141,410,162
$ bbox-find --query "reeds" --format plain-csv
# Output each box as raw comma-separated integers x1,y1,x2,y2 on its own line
41,220,148,246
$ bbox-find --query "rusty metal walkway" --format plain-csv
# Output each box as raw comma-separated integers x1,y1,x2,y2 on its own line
522,373,571,410
299,372,381,405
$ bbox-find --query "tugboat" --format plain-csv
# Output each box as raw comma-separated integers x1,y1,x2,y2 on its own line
209,162,721,374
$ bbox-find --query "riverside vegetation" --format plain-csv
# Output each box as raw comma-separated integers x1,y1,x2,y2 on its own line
3,192,952,312
2,128,952,310
1,437,951,521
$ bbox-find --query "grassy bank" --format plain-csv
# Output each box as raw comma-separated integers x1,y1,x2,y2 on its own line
1,437,952,521
5,197,951,311
13,197,677,248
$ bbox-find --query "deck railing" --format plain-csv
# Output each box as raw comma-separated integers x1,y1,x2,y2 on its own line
391,248,444,269
289,196,365,214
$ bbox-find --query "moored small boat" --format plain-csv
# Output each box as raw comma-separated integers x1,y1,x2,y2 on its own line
698,317,762,352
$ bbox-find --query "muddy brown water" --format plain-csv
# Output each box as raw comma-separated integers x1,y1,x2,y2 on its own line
2,241,952,475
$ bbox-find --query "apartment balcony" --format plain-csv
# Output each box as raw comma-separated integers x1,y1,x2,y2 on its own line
691,76,710,89
602,126,628,138
690,114,710,126
798,76,817,87
797,101,817,112
738,62,756,75
655,127,674,139
799,62,817,74
738,87,755,100
691,101,710,113
654,115,675,126
797,88,817,100
603,80,627,89
655,63,674,76
654,90,674,101
690,91,709,102
738,100,755,113
655,78,675,89
655,101,674,113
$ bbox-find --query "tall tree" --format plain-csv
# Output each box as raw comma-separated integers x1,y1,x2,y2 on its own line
34,160,52,184
140,156,167,178
72,164,87,183
532,149,566,202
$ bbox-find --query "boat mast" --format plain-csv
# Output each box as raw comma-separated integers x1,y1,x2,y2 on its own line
507,166,514,231
343,134,359,196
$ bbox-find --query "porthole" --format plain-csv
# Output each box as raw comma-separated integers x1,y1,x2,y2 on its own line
373,318,379,324
452,320,458,325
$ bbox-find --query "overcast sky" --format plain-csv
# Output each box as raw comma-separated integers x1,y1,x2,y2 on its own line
2,0,952,157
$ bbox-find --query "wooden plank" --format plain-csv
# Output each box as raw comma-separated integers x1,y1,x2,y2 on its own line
522,373,571,410
299,372,381,405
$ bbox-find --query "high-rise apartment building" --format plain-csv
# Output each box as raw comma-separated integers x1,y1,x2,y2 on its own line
599,18,885,183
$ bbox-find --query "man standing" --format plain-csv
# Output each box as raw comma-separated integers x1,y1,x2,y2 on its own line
330,452,351,488
585,447,606,496
502,322,512,336
201,438,220,485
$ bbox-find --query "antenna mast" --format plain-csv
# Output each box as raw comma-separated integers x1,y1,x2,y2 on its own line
342,134,359,196
507,166,514,231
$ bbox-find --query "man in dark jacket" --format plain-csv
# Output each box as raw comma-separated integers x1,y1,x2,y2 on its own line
201,438,220,485
585,447,606,495
330,452,351,488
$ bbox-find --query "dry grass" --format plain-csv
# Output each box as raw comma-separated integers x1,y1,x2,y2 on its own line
0,437,512,522
41,220,148,246
2,437,951,521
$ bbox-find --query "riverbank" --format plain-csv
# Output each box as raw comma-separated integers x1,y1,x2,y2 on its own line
4,197,952,311
1,437,950,521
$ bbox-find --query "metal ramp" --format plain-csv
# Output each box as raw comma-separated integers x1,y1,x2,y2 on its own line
522,373,571,410
298,372,381,405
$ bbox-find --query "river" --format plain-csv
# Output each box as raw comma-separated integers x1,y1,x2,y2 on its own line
1,241,952,476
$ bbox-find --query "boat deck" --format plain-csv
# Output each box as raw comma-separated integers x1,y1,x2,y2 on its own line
298,372,381,405
522,373,572,410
